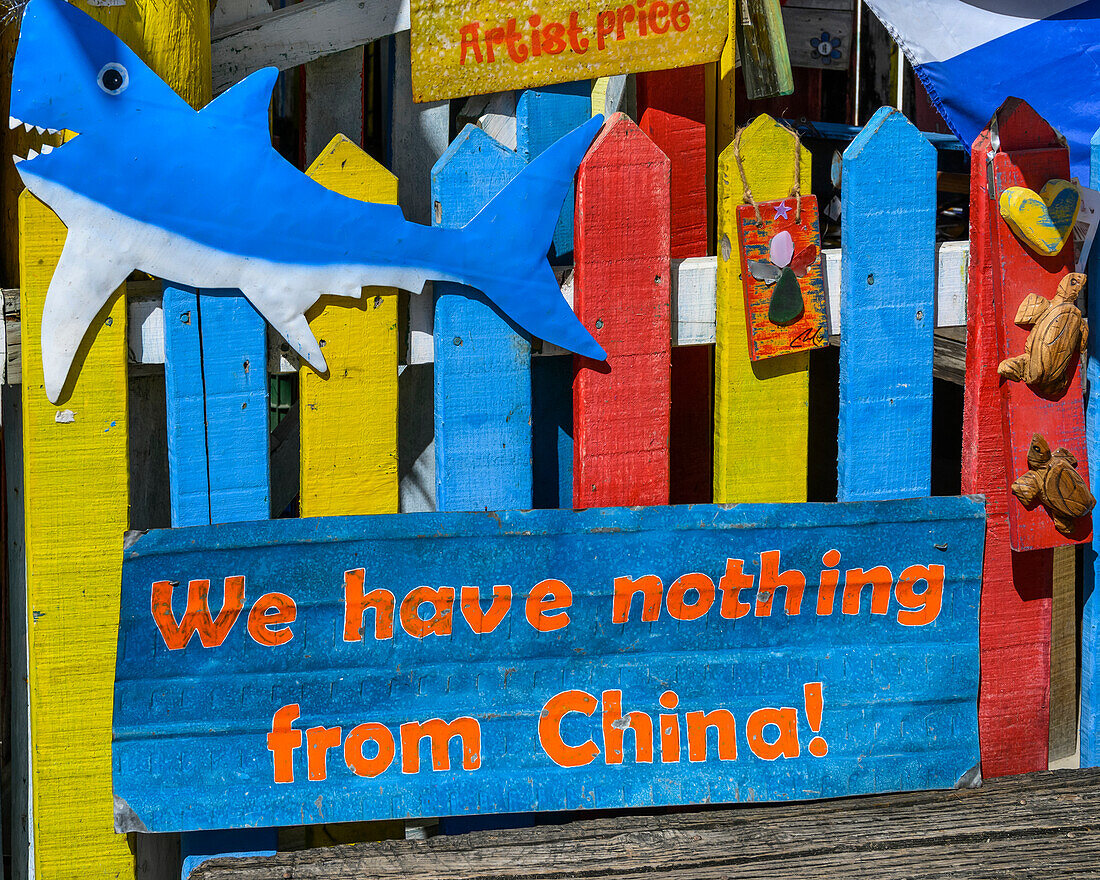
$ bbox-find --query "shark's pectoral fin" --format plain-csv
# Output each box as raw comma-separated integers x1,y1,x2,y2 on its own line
240,292,328,375
41,229,132,403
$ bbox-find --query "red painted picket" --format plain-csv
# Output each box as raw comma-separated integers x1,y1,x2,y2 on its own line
573,113,672,508
962,101,1053,776
636,65,713,504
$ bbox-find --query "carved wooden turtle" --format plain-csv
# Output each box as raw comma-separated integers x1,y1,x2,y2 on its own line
997,272,1088,398
1012,433,1095,535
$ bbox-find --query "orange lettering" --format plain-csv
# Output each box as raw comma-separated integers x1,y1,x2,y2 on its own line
666,572,715,621
267,703,302,783
400,586,455,638
817,549,841,615
151,576,245,650
843,566,893,616
746,707,799,760
602,689,653,764
306,725,342,781
895,563,944,625
756,550,805,616
539,690,599,767
343,569,394,641
345,722,396,778
686,709,737,761
718,558,753,619
247,591,296,646
613,574,662,623
526,578,572,631
400,717,482,773
459,585,512,634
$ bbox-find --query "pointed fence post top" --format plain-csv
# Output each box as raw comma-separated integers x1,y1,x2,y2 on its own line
307,134,397,200
990,97,1064,152
845,106,936,165
432,124,524,229
581,112,669,168
718,113,810,203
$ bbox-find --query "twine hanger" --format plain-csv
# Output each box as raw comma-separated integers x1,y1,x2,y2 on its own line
732,122,804,225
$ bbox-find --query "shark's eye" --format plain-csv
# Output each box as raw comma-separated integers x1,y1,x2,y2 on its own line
97,63,129,95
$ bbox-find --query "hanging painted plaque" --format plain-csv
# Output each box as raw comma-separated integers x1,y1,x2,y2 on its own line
737,195,828,360
409,0,728,102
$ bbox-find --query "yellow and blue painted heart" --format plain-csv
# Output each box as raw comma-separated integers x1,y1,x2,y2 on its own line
999,178,1080,257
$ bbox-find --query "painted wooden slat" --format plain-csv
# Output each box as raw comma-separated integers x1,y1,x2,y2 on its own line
988,121,1089,551
303,48,364,167
1082,123,1100,767
299,135,399,518
573,114,671,508
517,83,591,512
637,65,713,505
838,107,936,501
714,115,809,504
211,0,409,94
961,106,1052,776
19,191,132,877
432,127,532,512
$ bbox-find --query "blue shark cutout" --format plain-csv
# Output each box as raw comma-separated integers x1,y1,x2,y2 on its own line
10,0,607,403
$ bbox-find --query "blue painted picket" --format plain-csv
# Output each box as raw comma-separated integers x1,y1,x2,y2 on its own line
432,127,532,512
1082,125,1100,766
161,285,276,869
838,108,937,501
113,496,985,833
516,83,592,512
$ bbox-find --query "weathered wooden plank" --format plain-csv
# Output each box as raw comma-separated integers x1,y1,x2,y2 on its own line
303,47,364,166
211,0,409,94
432,127,532,511
113,497,983,832
299,136,399,518
838,107,935,501
1049,545,1077,761
714,115,810,503
782,5,853,69
1082,121,1100,767
20,190,132,877
192,768,1100,880
961,107,1052,776
573,114,671,507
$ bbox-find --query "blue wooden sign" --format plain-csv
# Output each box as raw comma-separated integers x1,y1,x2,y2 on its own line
113,498,985,833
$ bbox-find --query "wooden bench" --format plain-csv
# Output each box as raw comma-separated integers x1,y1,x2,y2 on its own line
193,768,1100,879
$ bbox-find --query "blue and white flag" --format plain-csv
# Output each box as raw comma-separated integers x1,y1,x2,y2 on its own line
865,1,1100,177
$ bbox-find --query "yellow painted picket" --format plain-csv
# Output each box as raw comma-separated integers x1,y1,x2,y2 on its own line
714,114,810,503
18,4,210,876
20,192,132,877
300,135,400,517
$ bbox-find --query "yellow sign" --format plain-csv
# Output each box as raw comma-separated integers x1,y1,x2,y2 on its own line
410,0,728,101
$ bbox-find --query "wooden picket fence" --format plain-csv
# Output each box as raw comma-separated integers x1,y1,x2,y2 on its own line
0,4,1093,880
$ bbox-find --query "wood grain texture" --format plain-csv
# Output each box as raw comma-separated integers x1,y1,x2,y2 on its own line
1049,544,1077,761
194,769,1100,880
303,47,364,167
1082,122,1100,767
432,127,532,511
714,115,810,503
636,66,712,504
573,114,671,508
838,107,935,501
211,0,408,94
299,135,399,518
989,118,1090,550
19,191,132,878
961,113,1051,777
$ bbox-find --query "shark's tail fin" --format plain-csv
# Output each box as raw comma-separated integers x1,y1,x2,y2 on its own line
459,115,607,361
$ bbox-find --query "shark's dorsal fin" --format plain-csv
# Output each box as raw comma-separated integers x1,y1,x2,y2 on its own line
201,67,278,134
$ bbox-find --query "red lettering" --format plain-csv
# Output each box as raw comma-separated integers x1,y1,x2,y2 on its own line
504,17,529,62
649,0,670,33
671,0,690,31
459,22,483,64
542,21,567,54
151,576,245,650
567,11,589,53
529,14,543,56
484,25,505,62
637,0,648,35
616,4,635,40
596,10,615,49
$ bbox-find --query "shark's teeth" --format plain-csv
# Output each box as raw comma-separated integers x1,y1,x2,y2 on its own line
40,144,53,155
26,149,38,161
22,122,31,133
8,116,18,129
34,125,44,135
12,155,22,165
45,128,59,135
